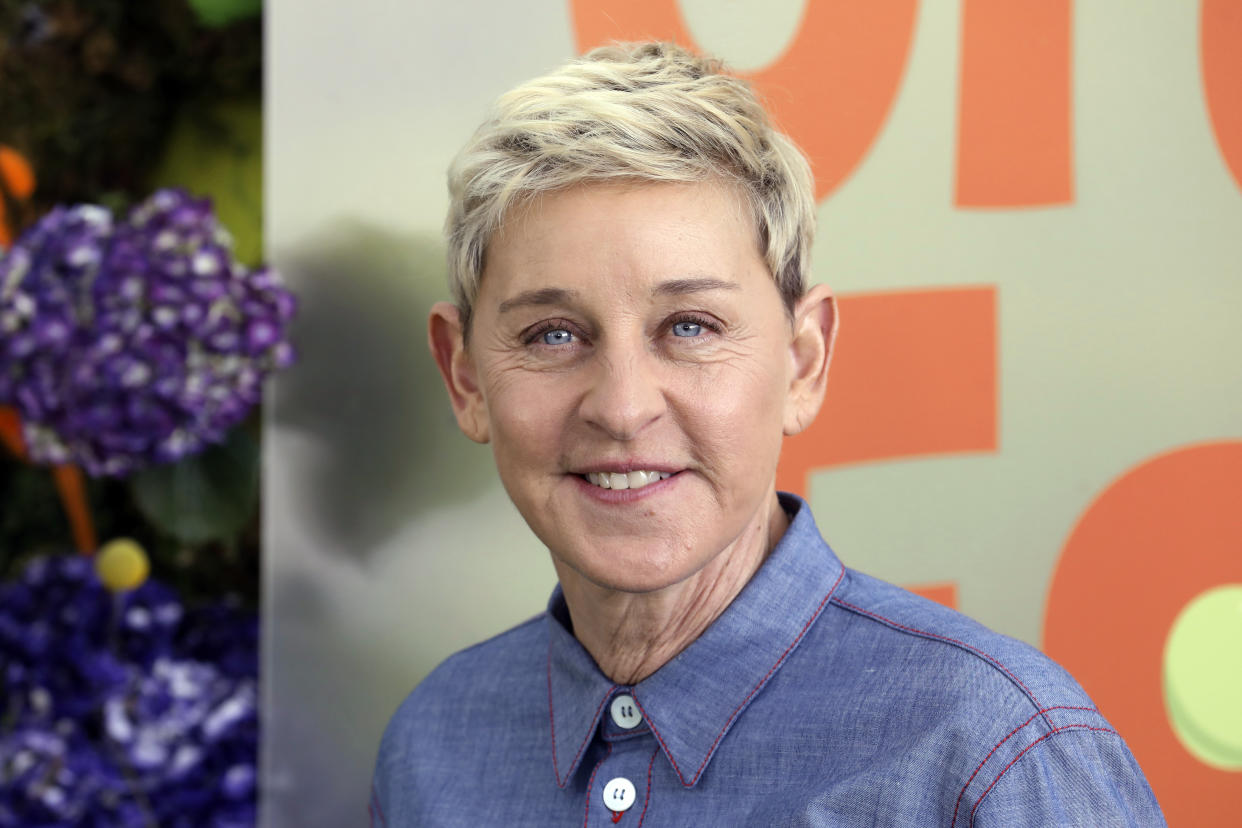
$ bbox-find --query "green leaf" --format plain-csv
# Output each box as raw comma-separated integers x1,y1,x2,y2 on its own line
130,426,259,544
187,0,263,28
148,98,264,266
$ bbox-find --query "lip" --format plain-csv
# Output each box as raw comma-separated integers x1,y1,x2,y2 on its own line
570,461,683,475
570,470,681,502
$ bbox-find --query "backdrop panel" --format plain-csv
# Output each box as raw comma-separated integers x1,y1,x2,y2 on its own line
265,1,1242,823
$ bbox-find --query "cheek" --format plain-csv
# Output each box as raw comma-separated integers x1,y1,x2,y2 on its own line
484,372,573,463
676,358,788,469
684,348,788,426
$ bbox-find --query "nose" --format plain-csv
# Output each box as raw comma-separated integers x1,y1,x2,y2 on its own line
577,347,667,441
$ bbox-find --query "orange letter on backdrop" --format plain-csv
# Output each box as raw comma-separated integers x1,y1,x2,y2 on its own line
574,2,993,612
775,287,997,612
1201,0,1242,194
569,0,918,202
775,287,997,491
955,0,1074,206
1044,442,1242,826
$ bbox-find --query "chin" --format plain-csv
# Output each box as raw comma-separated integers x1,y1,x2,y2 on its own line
555,540,708,595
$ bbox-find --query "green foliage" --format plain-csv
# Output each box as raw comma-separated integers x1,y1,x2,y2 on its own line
0,1,266,606
0,455,74,568
150,97,264,265
0,0,262,223
0,446,262,606
130,423,260,545
188,0,262,28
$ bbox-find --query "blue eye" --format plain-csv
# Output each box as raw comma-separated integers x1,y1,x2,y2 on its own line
672,321,702,337
542,329,574,345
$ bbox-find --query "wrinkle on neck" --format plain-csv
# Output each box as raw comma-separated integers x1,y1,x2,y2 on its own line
556,491,788,685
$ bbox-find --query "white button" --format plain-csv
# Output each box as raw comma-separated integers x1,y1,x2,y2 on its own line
610,694,643,729
602,777,636,813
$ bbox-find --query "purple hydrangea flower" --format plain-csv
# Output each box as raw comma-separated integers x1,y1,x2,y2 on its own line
0,554,259,826
0,724,126,826
0,189,296,476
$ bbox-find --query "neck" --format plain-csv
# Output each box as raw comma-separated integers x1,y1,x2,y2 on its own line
556,493,789,685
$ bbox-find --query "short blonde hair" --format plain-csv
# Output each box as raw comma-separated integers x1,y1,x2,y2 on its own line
445,41,816,331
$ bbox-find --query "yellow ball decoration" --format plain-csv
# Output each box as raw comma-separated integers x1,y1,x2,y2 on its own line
95,538,151,593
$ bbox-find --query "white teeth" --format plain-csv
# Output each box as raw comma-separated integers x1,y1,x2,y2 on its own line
585,471,672,491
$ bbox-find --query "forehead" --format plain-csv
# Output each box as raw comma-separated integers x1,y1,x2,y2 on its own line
481,180,765,301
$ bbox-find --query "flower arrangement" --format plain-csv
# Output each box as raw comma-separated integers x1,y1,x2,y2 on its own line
1,6,271,824
0,549,258,827
0,184,285,823
0,188,295,478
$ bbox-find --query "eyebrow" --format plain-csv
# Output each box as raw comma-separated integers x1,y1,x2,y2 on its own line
652,277,741,296
497,287,577,314
495,277,740,314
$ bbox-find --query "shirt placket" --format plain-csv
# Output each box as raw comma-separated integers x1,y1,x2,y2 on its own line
584,690,659,827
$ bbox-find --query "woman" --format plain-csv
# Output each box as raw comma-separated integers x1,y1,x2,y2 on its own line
371,42,1164,826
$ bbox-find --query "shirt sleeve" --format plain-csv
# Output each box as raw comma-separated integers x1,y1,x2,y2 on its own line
369,782,388,828
968,727,1167,827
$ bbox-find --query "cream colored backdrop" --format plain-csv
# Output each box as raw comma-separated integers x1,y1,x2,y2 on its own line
264,1,1242,825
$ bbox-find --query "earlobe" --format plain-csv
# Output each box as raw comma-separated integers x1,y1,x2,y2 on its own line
428,302,490,443
783,285,838,436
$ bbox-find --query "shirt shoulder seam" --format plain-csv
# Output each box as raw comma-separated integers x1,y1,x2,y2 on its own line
948,706,1106,827
959,722,1121,828
828,596,1052,721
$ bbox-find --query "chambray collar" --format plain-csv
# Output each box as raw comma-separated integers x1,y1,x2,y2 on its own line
545,493,846,788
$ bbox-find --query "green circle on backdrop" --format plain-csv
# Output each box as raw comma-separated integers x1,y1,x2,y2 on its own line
1163,584,1242,770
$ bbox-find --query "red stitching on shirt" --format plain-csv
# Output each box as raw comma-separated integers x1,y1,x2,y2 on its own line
636,746,659,827
966,724,1118,828
948,706,1100,828
830,598,1046,712
636,564,847,787
632,700,683,782
583,741,613,828
369,784,387,827
548,644,619,787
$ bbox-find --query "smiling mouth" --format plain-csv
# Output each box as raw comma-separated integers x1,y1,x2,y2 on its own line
582,470,673,491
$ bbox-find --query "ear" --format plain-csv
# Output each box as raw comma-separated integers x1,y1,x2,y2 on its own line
428,302,490,443
783,283,838,436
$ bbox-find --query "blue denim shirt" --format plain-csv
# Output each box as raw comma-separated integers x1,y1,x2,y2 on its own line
372,495,1165,826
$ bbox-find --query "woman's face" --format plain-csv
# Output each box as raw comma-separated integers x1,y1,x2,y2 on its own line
439,180,827,594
